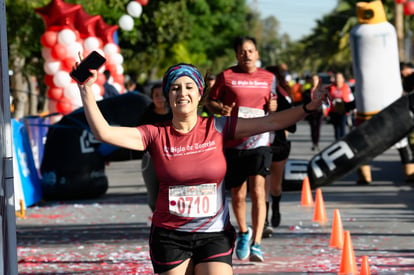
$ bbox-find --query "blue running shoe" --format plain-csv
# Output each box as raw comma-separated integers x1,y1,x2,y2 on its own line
235,227,252,260
249,242,264,262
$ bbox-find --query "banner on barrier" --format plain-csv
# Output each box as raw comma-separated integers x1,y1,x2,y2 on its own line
23,116,49,178
12,119,42,208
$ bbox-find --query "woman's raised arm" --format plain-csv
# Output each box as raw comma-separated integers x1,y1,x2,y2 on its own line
79,70,145,151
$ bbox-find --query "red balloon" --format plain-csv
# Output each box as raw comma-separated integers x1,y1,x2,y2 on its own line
51,44,67,60
56,97,73,114
404,1,414,15
136,0,149,6
396,0,407,4
40,31,58,48
113,74,124,84
105,63,117,75
47,87,64,100
75,8,100,38
35,0,81,29
95,17,119,44
61,57,76,72
44,74,55,87
96,73,106,86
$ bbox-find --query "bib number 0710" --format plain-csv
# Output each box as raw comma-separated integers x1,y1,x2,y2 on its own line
169,183,217,217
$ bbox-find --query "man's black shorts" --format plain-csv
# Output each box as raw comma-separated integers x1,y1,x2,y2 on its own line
270,130,291,162
149,225,236,273
224,146,272,189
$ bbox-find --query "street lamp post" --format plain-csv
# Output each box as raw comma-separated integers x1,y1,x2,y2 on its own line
0,0,18,274
405,16,412,62
395,2,406,61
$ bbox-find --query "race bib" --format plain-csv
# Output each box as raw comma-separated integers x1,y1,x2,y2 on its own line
169,183,217,217
238,106,265,118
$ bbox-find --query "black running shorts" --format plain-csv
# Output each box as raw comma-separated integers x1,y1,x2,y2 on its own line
149,225,236,273
224,146,272,189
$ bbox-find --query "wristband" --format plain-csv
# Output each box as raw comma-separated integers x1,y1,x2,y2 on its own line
302,103,315,114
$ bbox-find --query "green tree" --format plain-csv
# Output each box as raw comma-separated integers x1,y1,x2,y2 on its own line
6,0,252,118
6,0,45,118
121,0,250,81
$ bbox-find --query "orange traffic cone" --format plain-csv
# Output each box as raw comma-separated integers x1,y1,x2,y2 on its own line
338,231,358,275
312,188,328,224
360,255,371,275
301,176,314,207
329,209,344,249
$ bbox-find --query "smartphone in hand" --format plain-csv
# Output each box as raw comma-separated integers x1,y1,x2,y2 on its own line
70,51,106,84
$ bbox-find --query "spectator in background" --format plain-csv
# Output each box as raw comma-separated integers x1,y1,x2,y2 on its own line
262,65,296,238
125,79,152,102
199,73,216,117
401,62,414,156
401,62,414,93
290,77,303,106
125,79,138,93
302,74,325,151
206,73,216,88
103,70,119,99
279,63,292,84
140,83,172,212
327,72,355,140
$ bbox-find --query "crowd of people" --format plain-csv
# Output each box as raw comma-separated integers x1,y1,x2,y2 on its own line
76,34,414,273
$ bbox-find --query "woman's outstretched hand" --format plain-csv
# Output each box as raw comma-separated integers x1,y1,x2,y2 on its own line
308,86,330,111
83,70,98,87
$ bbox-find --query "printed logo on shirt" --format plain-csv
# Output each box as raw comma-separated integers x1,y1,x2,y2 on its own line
231,80,269,88
163,140,217,157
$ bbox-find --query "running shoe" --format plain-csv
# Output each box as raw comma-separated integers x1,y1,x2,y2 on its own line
271,212,281,228
235,227,252,260
249,242,264,262
262,221,273,238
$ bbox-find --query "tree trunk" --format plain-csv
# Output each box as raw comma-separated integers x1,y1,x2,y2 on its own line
28,76,39,115
10,56,28,120
395,3,405,62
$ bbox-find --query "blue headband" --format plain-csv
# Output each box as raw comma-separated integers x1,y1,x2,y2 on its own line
162,63,205,98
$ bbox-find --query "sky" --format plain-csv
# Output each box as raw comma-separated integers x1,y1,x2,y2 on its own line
249,0,339,41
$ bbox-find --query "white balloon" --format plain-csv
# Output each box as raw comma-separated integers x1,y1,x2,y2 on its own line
103,43,119,55
116,64,124,75
110,53,124,65
119,14,134,31
63,83,79,100
127,1,143,18
91,83,103,100
64,83,83,108
97,48,105,55
66,42,83,59
72,95,83,109
53,71,72,88
83,37,101,51
44,61,61,75
58,29,77,46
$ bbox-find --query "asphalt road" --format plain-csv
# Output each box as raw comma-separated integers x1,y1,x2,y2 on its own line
16,120,414,274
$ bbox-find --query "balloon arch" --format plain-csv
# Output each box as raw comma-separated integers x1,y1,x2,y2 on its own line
35,0,148,115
